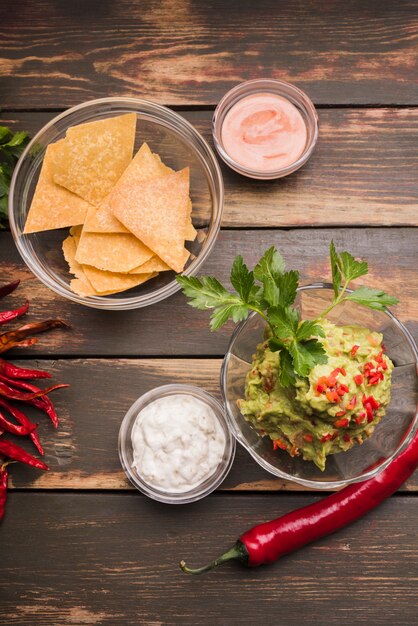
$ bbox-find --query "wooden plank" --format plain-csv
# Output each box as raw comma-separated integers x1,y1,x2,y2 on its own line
0,229,416,357
1,108,418,227
1,0,418,108
4,359,417,492
0,492,417,625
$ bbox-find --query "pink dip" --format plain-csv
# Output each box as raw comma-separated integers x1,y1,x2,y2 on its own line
221,93,307,172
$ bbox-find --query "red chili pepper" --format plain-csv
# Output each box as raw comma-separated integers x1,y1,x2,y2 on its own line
0,440,49,471
0,359,51,380
354,374,363,386
350,345,360,358
0,301,29,326
303,434,313,443
180,430,418,574
0,409,37,436
0,379,68,403
0,281,20,300
0,398,44,455
0,319,69,354
0,460,14,522
0,376,62,428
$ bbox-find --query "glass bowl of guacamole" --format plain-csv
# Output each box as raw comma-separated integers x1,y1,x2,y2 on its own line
221,284,417,489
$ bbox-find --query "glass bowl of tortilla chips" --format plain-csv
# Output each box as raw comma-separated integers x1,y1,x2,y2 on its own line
9,98,224,309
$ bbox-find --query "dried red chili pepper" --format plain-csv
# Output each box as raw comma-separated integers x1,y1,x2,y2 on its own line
0,281,20,300
0,359,51,380
0,440,49,471
0,461,14,522
0,379,68,402
0,301,29,326
0,410,37,436
0,319,69,354
0,398,44,455
180,430,418,574
0,376,61,428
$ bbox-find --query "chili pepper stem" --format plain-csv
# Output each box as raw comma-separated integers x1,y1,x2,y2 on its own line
1,460,16,472
180,542,248,575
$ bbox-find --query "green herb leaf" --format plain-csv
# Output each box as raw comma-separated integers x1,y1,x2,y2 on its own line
346,287,399,311
278,349,297,387
296,320,326,341
0,126,30,228
338,251,368,282
230,255,254,303
275,270,300,307
210,303,249,331
268,305,299,338
330,240,341,298
254,246,285,307
289,338,328,377
176,275,239,310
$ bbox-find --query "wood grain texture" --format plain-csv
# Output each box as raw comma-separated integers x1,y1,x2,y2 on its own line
0,229,416,357
1,0,418,108
4,358,417,493
2,108,418,227
0,492,417,625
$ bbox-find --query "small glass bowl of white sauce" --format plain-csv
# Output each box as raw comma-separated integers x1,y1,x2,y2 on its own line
118,384,236,504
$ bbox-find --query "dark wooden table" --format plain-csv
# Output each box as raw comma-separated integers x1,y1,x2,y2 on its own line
1,2,417,624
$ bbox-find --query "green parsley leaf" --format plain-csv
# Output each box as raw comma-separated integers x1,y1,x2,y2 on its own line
338,251,368,282
210,303,249,331
254,246,285,307
0,126,30,228
268,305,299,339
289,338,328,377
330,240,341,298
275,270,300,307
278,349,297,387
230,255,254,303
346,287,399,311
176,275,240,310
296,320,326,341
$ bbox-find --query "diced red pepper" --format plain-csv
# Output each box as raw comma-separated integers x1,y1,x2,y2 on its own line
346,396,357,411
273,439,287,451
334,418,349,428
316,383,326,394
340,367,347,377
350,345,360,358
320,434,333,443
381,361,388,370
343,434,351,443
326,391,339,403
335,410,347,417
368,395,379,410
354,415,365,425
354,374,363,386
336,387,346,397
303,434,313,443
339,384,349,393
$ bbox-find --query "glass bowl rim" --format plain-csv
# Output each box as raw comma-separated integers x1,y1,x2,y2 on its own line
9,97,224,310
212,78,319,180
220,282,418,489
118,383,236,504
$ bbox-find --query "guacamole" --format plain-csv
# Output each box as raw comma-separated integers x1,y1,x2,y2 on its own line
237,319,394,471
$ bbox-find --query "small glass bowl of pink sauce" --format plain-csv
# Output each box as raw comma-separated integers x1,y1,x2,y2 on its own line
212,79,318,180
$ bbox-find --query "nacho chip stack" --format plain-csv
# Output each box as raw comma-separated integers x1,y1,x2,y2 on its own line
23,114,196,297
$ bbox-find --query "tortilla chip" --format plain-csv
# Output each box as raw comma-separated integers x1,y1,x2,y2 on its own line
75,226,154,273
84,144,195,241
82,264,157,294
62,234,97,296
24,141,92,233
110,168,190,273
52,113,136,205
129,255,171,274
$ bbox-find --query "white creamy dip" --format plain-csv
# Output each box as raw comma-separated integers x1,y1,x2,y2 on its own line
131,394,226,493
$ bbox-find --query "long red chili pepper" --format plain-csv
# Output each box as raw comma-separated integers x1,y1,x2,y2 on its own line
0,398,44,455
0,461,14,521
0,440,49,471
0,410,37,436
180,429,418,574
0,281,20,300
0,376,61,427
0,301,29,326
0,319,69,353
0,359,51,380
0,379,68,402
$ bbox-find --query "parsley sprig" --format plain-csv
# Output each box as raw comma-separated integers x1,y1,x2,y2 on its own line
177,242,398,386
0,126,30,228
